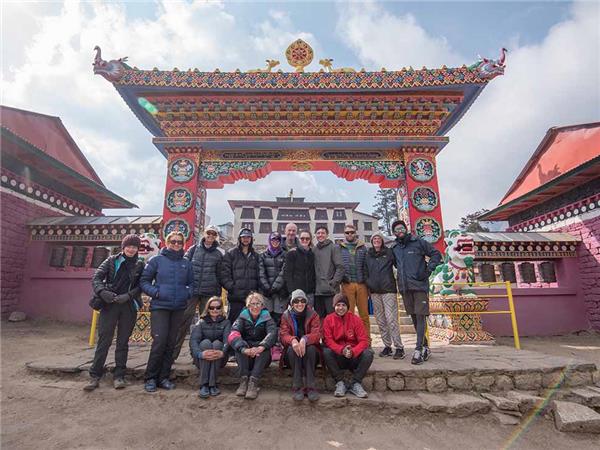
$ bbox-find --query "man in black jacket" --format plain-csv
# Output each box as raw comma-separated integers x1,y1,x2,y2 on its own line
390,220,442,365
172,225,224,360
221,228,260,322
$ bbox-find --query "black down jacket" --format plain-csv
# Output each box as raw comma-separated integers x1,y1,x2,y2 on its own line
364,247,397,294
283,247,316,294
92,253,144,308
189,315,231,359
391,234,442,293
258,250,286,297
228,308,277,352
221,246,260,303
185,239,224,297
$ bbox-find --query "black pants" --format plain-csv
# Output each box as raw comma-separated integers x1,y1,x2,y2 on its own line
322,347,374,384
195,339,226,387
285,345,318,388
89,302,137,379
235,348,272,379
144,309,185,382
172,295,211,360
227,301,245,323
410,314,429,351
314,295,334,319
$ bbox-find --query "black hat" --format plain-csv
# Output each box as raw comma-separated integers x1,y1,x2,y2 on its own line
239,228,253,238
121,234,141,249
391,219,408,231
332,293,349,308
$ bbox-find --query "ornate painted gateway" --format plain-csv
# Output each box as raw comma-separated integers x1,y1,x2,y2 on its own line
93,40,505,252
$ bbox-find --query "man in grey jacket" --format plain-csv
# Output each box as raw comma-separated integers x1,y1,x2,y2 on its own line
313,226,345,319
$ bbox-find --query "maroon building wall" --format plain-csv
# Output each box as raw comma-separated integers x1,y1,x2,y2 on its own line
1,191,64,316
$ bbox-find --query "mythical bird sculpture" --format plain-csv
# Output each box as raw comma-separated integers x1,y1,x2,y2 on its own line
469,48,507,79
247,59,280,73
319,58,356,73
93,46,129,82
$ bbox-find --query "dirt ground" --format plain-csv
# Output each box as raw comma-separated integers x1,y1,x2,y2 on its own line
2,320,599,450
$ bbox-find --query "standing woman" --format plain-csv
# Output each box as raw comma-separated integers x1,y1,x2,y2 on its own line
140,231,194,392
189,296,230,398
258,231,287,325
364,231,404,359
84,235,144,391
283,230,316,307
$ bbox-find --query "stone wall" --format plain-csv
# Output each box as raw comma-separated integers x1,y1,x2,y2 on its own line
0,191,63,316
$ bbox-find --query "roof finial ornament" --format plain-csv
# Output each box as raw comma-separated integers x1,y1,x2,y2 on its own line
469,47,508,79
285,39,314,73
319,58,356,73
289,188,294,201
93,46,129,82
247,59,280,73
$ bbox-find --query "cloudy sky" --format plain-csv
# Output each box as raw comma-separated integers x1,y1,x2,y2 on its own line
3,1,599,228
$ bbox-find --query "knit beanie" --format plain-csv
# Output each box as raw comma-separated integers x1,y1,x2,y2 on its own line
121,234,141,249
332,293,349,308
290,289,307,305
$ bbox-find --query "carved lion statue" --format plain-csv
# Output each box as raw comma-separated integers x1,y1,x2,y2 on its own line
430,229,476,297
138,233,161,263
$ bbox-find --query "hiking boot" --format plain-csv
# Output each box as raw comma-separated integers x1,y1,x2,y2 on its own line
199,385,210,399
348,382,368,398
144,379,157,393
245,376,259,400
306,388,320,402
333,381,347,397
393,348,406,360
209,386,221,397
236,376,248,397
159,379,176,390
379,347,393,357
292,387,304,401
83,378,100,392
113,378,126,389
411,350,424,365
422,346,431,361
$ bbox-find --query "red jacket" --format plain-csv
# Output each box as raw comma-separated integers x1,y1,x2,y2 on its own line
279,307,321,348
322,311,369,357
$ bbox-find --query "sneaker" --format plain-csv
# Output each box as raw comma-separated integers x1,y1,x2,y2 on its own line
422,346,431,361
113,378,126,389
159,379,176,390
411,350,424,365
393,348,406,360
209,386,221,397
306,388,320,402
292,387,304,401
144,379,157,393
83,378,100,392
333,381,347,397
236,376,248,397
199,385,210,399
379,347,393,357
348,382,368,398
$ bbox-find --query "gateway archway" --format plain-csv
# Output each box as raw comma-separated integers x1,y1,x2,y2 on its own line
93,40,505,253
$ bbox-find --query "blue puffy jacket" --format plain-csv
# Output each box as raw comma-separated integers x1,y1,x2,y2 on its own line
140,248,195,311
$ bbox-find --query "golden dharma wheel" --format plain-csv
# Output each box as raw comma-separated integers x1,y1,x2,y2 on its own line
285,39,314,72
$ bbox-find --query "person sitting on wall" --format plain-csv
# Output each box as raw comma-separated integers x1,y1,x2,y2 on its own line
140,231,195,393
322,293,374,398
189,296,230,399
279,289,321,402
228,292,277,400
84,234,145,391
283,230,316,307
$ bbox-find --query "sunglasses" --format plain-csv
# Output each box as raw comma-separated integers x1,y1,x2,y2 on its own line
344,231,355,235
299,237,311,241
292,298,307,304
169,240,184,245
393,227,407,233
208,305,222,311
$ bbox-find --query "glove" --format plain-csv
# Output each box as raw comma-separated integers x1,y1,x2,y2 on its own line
114,293,130,304
100,290,116,303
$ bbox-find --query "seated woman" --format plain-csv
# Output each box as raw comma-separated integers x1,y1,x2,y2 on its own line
228,292,277,400
189,296,230,399
279,289,321,402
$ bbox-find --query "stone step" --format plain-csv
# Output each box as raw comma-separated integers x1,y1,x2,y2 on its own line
552,400,600,433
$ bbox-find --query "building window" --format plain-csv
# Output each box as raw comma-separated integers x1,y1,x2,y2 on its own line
49,246,67,268
333,209,346,220
258,208,273,219
315,209,328,220
333,223,345,234
296,223,311,233
241,222,254,232
353,220,359,229
501,263,516,283
479,263,496,282
277,223,287,233
91,247,110,268
241,208,255,219
70,246,88,267
259,222,272,234
364,235,372,243
364,222,373,231
539,261,557,283
519,262,537,283
277,208,310,221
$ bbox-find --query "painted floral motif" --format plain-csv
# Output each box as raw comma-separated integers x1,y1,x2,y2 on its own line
169,158,195,183
415,217,442,243
198,161,268,181
163,219,190,239
396,185,411,228
166,188,193,213
408,158,434,182
411,186,438,212
336,161,405,180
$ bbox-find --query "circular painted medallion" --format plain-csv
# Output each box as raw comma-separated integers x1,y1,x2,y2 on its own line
414,217,442,243
166,188,193,213
285,39,314,71
408,158,435,182
163,219,190,240
169,158,195,183
411,186,438,212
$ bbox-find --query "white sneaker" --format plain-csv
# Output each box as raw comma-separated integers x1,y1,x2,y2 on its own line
348,382,368,398
334,381,347,397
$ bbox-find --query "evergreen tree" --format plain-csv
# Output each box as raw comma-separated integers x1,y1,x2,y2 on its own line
459,209,491,232
372,188,398,234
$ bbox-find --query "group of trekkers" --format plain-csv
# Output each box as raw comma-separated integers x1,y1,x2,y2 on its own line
84,219,442,401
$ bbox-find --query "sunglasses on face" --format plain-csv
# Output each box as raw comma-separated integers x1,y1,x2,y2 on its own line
393,227,407,233
248,303,262,307
169,240,184,245
292,298,307,305
208,305,222,311
344,231,355,235
299,237,311,241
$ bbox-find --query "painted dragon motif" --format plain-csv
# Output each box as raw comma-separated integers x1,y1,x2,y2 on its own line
93,46,129,82
430,229,476,297
469,48,507,79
